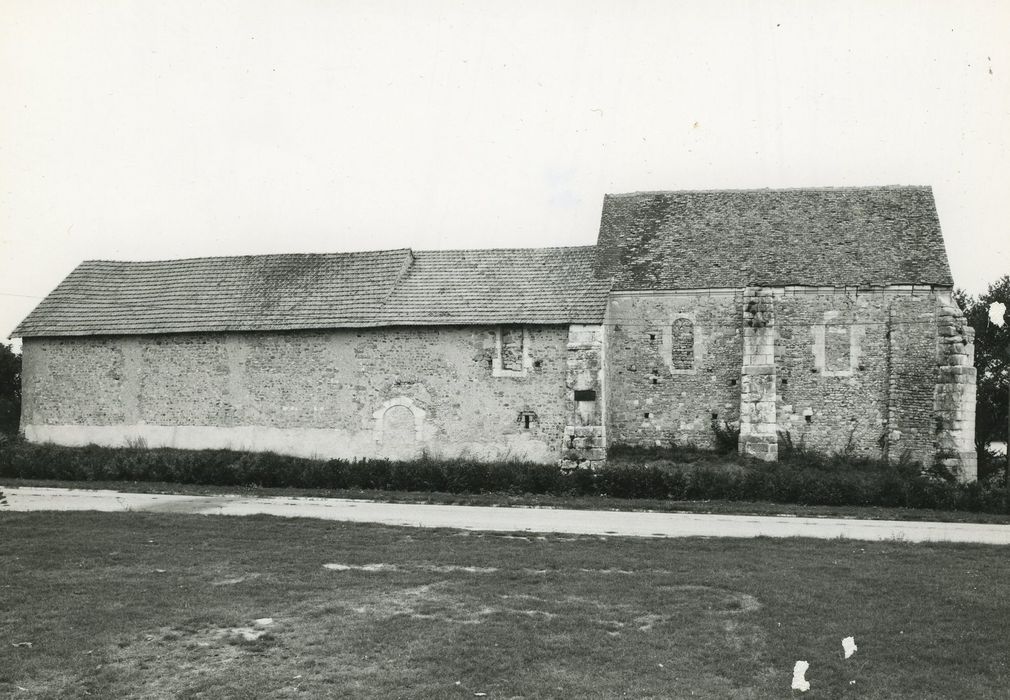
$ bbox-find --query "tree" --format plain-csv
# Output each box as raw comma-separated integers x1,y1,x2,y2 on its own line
955,275,1009,454
0,343,21,435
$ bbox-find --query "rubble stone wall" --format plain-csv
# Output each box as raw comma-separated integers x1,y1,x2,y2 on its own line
604,291,743,449
20,326,573,462
19,286,978,478
605,286,976,478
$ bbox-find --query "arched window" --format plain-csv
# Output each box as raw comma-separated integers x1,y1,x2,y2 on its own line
671,318,694,370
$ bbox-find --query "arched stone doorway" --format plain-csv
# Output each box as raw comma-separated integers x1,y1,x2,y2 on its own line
372,396,427,458
381,405,416,454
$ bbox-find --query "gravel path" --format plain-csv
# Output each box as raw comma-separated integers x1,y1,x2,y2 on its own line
4,485,1010,544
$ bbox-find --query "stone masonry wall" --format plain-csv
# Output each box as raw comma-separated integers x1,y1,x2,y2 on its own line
21,326,573,462
605,291,743,449
606,287,976,475
774,288,915,462
19,288,977,475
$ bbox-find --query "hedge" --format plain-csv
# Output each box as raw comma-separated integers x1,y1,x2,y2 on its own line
0,441,1007,514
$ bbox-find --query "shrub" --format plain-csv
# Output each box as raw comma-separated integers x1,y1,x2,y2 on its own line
711,419,740,454
0,344,20,437
978,447,1008,485
608,441,713,465
0,441,1007,514
596,466,669,500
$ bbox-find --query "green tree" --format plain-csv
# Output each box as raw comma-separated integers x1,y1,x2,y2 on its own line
955,275,1009,453
0,343,21,435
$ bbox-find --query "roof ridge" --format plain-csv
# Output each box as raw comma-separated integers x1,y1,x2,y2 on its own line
79,248,416,265
412,244,596,254
76,245,597,266
604,184,932,198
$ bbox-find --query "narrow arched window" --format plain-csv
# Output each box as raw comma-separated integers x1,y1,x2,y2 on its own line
671,318,694,370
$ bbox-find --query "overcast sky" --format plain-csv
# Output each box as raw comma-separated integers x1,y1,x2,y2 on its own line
2,0,1008,346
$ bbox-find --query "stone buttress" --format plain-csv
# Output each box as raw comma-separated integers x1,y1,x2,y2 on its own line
934,296,977,481
739,287,778,460
561,324,606,466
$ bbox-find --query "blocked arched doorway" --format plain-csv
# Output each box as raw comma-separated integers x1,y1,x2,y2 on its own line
381,405,416,452
372,396,427,458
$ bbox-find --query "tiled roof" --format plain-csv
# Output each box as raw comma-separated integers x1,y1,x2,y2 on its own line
595,186,954,289
14,186,954,337
382,248,609,325
13,246,609,337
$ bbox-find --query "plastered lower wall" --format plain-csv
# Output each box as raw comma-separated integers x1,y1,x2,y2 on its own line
21,326,572,462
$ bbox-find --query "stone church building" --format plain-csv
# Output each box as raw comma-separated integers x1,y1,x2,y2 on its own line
14,186,978,480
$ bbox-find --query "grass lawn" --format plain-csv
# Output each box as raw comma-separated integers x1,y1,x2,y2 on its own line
7,476,1010,524
2,512,1009,698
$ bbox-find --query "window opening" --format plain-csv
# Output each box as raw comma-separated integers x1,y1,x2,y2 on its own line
518,410,537,430
574,389,596,402
494,326,527,376
671,318,694,370
824,325,851,372
500,327,524,372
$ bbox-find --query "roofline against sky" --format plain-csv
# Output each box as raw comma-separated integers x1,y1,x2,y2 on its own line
603,184,933,198
76,244,599,266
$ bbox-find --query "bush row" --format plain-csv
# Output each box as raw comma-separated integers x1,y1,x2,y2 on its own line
0,442,1007,514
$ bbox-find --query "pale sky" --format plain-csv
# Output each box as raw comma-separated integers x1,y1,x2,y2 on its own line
2,0,1008,348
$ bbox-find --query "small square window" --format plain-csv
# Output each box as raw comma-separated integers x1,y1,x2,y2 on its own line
574,389,596,402
518,411,537,429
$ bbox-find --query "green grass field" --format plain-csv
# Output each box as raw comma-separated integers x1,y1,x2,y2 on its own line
2,511,1008,698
